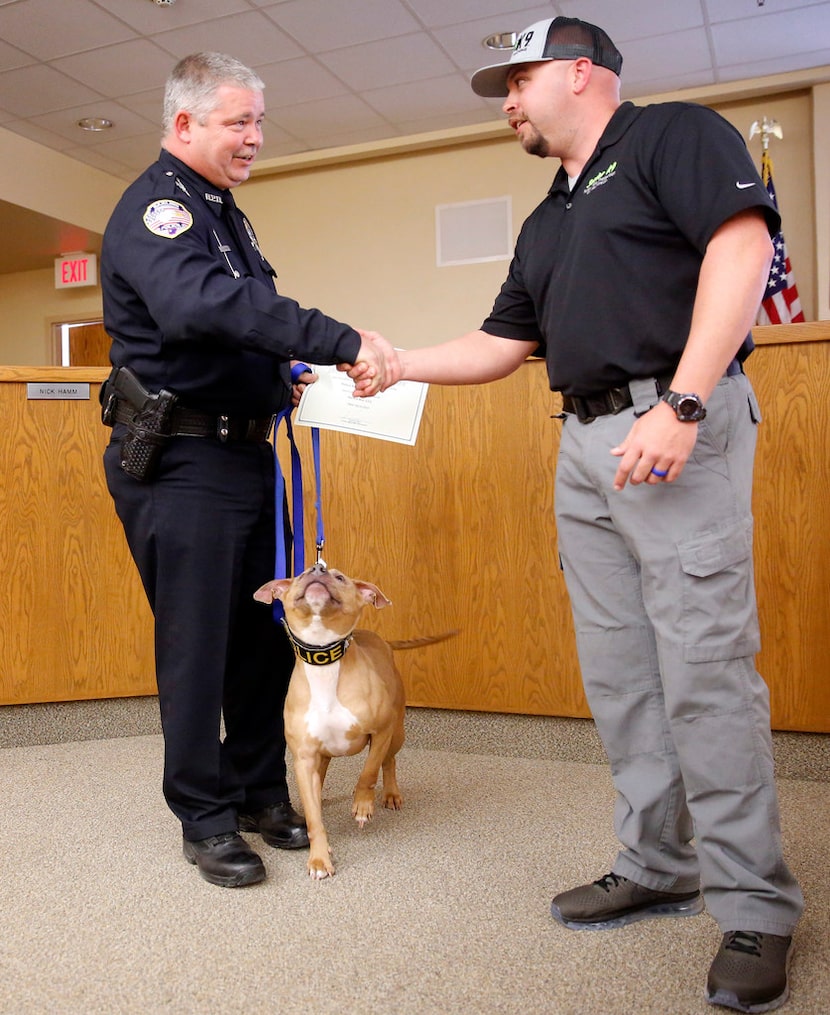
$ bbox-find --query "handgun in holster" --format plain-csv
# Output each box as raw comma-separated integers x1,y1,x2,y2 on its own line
100,366,178,482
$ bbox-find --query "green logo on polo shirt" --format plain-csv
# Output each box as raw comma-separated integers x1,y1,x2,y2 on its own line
584,161,617,195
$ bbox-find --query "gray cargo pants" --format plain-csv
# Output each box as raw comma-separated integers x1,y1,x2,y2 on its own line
554,371,803,935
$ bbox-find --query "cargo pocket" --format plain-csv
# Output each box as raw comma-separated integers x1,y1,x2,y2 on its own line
677,516,761,663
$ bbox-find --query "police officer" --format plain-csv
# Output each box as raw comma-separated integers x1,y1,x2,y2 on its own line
350,17,804,1014
101,52,392,888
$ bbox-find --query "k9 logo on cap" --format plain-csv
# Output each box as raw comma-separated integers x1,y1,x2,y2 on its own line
514,29,535,55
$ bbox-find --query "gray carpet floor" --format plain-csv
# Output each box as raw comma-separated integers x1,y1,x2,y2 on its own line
0,727,827,1014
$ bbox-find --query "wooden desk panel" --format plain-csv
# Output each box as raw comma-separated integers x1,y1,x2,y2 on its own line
2,326,829,732
0,368,155,703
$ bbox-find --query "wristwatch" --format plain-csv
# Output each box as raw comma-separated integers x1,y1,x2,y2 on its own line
661,390,707,422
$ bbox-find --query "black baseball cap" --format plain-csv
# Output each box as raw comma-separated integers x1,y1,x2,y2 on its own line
471,16,623,97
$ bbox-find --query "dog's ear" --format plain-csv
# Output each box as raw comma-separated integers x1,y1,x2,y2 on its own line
253,579,292,604
355,581,392,610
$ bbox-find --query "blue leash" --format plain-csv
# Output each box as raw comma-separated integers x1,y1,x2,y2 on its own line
271,363,325,620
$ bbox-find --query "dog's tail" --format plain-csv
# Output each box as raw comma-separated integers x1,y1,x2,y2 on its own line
387,629,459,651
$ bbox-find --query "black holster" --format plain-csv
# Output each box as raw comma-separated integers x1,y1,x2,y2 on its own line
101,366,178,482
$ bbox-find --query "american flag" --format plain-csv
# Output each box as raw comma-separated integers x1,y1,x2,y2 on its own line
757,149,805,326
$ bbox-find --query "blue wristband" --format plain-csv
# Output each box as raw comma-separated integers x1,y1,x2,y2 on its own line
290,362,312,384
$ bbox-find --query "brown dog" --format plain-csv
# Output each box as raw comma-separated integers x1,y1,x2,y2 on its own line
254,562,454,879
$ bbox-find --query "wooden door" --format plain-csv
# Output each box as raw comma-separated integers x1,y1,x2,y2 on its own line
67,322,111,366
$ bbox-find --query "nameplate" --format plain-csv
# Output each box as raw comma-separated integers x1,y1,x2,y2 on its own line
27,383,91,401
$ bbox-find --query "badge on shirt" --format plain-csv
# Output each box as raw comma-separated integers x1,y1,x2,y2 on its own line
143,200,193,238
242,217,262,258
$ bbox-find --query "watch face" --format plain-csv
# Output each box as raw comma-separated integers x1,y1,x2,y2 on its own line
664,390,706,421
677,396,700,418
675,394,706,421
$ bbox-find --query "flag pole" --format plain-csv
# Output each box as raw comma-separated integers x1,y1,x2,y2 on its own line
748,117,805,326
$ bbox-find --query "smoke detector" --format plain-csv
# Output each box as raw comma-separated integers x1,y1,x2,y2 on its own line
151,0,176,6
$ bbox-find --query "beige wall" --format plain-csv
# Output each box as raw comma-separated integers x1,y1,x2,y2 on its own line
0,269,103,364
241,137,554,349
0,126,122,230
0,77,824,364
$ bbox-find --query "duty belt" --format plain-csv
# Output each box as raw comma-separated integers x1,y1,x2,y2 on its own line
561,359,743,424
114,401,274,443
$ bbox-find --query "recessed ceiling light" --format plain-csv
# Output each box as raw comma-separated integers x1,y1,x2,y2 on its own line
483,32,516,50
77,117,113,132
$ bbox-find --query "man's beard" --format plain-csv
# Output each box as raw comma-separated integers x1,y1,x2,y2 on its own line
519,123,549,158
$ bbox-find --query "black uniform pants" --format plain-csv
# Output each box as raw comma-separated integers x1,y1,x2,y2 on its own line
104,430,295,841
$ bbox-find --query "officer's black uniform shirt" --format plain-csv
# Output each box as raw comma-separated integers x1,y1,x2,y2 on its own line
102,149,361,416
481,102,781,397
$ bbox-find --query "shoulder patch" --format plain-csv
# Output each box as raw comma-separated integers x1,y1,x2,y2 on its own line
143,199,193,238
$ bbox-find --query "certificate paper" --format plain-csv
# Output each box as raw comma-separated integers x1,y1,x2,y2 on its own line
295,364,429,446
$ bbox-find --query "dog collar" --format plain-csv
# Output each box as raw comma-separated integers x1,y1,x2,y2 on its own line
281,621,353,666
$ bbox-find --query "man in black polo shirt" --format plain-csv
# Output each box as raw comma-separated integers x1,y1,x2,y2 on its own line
349,16,803,1014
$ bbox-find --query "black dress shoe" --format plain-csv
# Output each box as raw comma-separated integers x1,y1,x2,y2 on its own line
182,832,266,887
238,801,310,849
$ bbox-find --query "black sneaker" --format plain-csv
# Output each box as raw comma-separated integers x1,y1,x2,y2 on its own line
551,872,703,930
706,931,793,1012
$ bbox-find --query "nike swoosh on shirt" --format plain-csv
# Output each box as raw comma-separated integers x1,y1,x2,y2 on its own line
736,182,757,189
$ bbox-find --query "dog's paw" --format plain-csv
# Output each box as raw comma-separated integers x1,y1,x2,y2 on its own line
352,806,374,827
382,791,403,811
308,857,335,879
352,791,375,826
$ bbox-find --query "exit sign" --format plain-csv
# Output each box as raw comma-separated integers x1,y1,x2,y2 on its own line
54,252,98,289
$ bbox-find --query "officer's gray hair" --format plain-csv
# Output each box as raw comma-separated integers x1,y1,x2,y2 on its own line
162,52,264,136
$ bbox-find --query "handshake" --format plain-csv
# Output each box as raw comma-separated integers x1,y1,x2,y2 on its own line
289,330,403,407
341,329,403,398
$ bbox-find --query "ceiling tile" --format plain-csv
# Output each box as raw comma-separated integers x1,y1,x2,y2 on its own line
269,93,388,144
0,62,101,118
256,56,349,107
433,6,552,72
90,0,253,34
705,0,830,24
392,106,503,137
0,37,34,72
66,130,161,175
615,28,713,86
60,142,136,180
363,73,491,122
405,0,543,29
319,32,456,91
558,0,705,41
712,4,830,65
116,88,165,126
718,45,830,82
0,0,136,60
262,0,420,51
51,39,180,97
150,10,303,66
27,102,157,146
2,117,75,151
